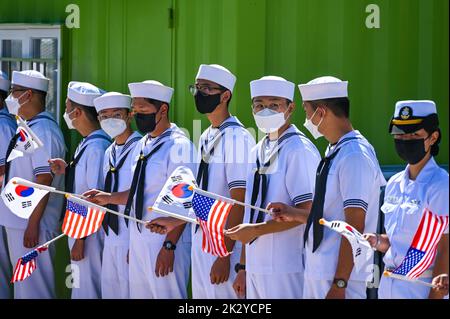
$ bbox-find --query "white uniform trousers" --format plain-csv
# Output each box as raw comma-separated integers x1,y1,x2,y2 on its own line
378,276,432,299
5,227,57,299
68,230,104,299
101,242,129,299
246,272,304,299
303,278,367,299
0,226,11,299
191,229,239,299
129,229,190,299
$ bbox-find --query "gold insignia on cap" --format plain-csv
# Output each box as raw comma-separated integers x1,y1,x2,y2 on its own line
400,106,412,120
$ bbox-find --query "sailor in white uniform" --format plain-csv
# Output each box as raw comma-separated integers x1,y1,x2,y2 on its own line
0,71,16,299
225,76,320,299
144,65,256,298
1,70,66,299
86,80,196,298
273,76,385,299
93,92,141,299
364,100,448,299
49,81,111,299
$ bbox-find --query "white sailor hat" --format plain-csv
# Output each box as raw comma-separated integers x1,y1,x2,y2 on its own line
389,100,439,134
0,71,10,92
128,80,173,104
11,70,49,92
298,76,348,101
93,92,131,113
67,81,105,107
196,64,236,93
250,76,295,101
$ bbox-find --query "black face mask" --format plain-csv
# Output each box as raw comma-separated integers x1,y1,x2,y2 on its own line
194,92,222,114
134,112,158,134
394,138,429,164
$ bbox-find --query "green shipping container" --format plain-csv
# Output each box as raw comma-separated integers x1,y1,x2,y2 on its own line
1,0,448,298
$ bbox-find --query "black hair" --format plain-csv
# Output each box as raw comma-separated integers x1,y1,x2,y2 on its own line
308,97,350,118
71,100,99,123
423,114,441,156
0,89,7,101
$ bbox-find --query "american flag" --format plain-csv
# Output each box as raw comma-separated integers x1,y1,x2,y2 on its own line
192,192,232,257
393,209,449,279
62,199,106,239
11,245,48,283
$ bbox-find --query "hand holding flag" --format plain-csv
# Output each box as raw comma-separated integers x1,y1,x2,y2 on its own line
319,218,373,270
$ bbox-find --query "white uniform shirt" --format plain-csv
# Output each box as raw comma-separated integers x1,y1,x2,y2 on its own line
0,107,16,169
382,157,449,275
304,130,386,282
102,131,141,244
192,116,256,259
130,124,197,241
73,129,111,195
244,124,320,275
0,111,66,232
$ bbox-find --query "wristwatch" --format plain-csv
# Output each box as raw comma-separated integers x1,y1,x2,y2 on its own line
163,240,176,251
333,278,347,288
234,263,246,273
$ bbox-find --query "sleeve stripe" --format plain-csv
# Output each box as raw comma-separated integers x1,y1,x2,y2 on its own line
343,199,368,210
33,166,52,175
293,193,313,204
228,180,246,189
0,158,5,166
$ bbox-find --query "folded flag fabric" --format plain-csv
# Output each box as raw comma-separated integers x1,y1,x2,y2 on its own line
62,199,106,239
392,209,449,279
7,118,42,162
153,166,198,218
0,177,49,219
192,192,232,257
319,218,373,270
11,245,48,283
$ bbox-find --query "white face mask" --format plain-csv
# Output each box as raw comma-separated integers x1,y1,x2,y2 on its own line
253,108,288,134
5,92,27,116
303,108,323,139
100,118,127,139
63,109,77,130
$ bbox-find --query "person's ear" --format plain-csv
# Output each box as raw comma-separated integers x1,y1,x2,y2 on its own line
429,130,440,146
21,89,33,104
159,103,168,116
220,90,231,104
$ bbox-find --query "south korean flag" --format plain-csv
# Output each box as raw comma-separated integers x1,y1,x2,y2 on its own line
7,117,44,162
153,166,198,218
1,177,49,219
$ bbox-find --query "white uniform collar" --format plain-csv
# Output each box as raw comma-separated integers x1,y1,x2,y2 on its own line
401,156,440,190
326,129,362,156
112,131,142,162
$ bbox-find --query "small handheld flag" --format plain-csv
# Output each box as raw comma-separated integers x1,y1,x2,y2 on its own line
391,209,448,279
319,218,373,270
192,192,233,257
153,166,197,218
11,245,48,283
0,177,50,219
7,116,44,162
62,198,106,239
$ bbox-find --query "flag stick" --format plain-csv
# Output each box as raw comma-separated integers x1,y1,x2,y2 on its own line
191,187,273,215
39,233,66,248
148,206,199,225
66,194,147,225
12,179,87,200
16,115,44,147
383,271,437,288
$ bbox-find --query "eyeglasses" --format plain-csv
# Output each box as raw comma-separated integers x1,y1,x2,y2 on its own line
98,112,127,121
8,88,27,95
251,102,288,113
188,84,225,96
